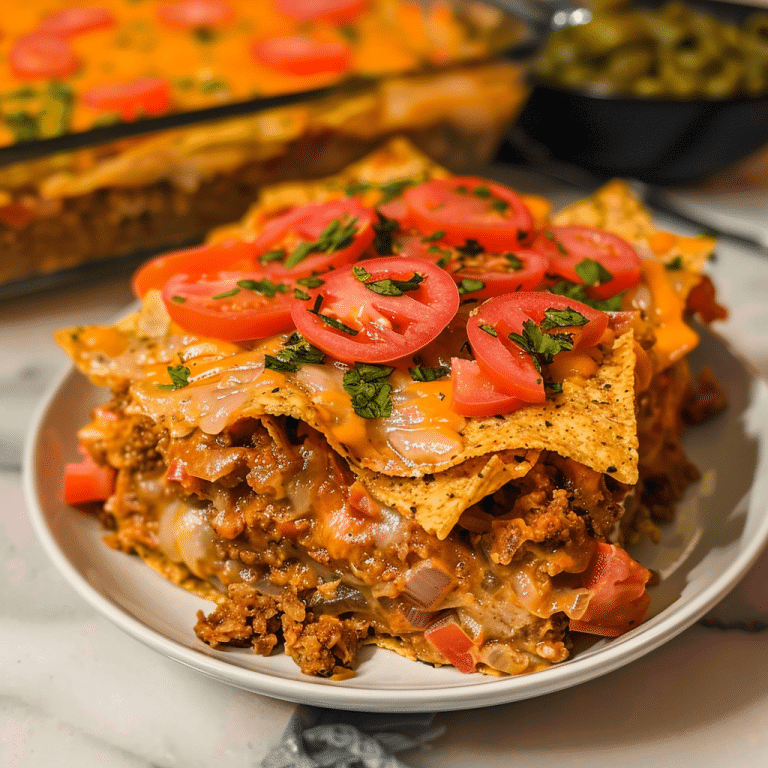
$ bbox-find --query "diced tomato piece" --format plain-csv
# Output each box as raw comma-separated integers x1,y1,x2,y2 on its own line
424,615,477,673
450,357,524,418
251,35,351,77
157,0,233,29
275,0,370,23
82,77,172,120
39,6,116,37
64,450,115,506
569,542,652,637
10,34,79,79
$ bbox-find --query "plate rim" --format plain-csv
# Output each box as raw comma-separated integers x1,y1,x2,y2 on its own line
23,338,768,713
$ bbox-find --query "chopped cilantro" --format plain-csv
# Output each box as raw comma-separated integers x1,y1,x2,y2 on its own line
284,216,359,268
665,256,684,270
316,314,359,335
158,364,191,390
259,249,286,264
508,320,574,372
539,306,589,331
211,287,240,300
379,178,417,204
478,323,497,337
343,363,394,419
575,258,613,286
237,278,289,297
458,278,485,295
170,295,187,304
455,239,484,258
372,213,398,255
504,253,523,271
473,186,492,198
364,272,424,296
422,230,446,242
264,334,325,373
353,265,371,282
409,364,450,382
297,276,325,288
547,280,624,312
294,288,311,300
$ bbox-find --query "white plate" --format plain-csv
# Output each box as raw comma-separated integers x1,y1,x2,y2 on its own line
23,326,768,712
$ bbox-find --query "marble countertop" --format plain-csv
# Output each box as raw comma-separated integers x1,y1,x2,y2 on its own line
3,177,768,767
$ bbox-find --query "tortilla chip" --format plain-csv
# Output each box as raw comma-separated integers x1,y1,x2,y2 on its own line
355,450,540,539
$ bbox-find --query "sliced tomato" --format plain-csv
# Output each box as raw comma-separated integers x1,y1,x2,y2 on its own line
275,0,370,23
251,35,351,76
569,542,652,637
543,225,641,300
466,292,609,403
39,6,116,36
404,177,535,251
162,270,297,341
10,34,79,79
291,256,459,364
82,77,172,120
64,449,115,506
252,198,376,277
451,357,524,418
157,0,233,28
407,236,548,300
133,240,257,298
424,615,477,674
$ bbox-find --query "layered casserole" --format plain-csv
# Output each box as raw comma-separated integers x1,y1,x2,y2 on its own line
58,140,727,677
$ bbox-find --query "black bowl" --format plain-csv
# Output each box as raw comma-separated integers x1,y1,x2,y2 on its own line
516,83,768,186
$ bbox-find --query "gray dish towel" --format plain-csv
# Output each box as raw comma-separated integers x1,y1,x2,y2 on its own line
262,707,444,768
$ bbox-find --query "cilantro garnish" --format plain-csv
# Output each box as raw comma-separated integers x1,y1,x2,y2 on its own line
343,363,394,419
353,265,371,282
363,272,424,297
457,278,485,295
297,276,325,288
379,178,417,204
259,249,286,264
665,256,684,270
409,364,450,382
504,253,524,271
294,288,311,300
237,278,289,298
372,213,398,255
317,315,359,335
455,239,484,258
170,295,187,304
264,334,325,373
422,231,446,243
478,323,497,337
158,364,191,390
211,287,240,300
508,320,574,373
284,216,359,268
548,280,624,312
539,306,589,331
575,258,613,286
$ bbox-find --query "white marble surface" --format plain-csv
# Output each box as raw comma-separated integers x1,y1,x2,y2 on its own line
4,181,768,767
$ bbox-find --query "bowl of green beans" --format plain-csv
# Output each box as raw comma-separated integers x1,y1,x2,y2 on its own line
516,0,768,184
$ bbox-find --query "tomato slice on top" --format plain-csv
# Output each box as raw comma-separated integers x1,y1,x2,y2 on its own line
275,0,370,24
251,35,352,77
10,34,79,79
291,256,459,364
157,0,234,28
133,239,258,298
82,77,172,120
544,225,642,300
451,357,525,418
162,269,297,341
404,177,535,251
466,292,609,403
39,6,117,37
253,198,376,277
404,235,548,300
